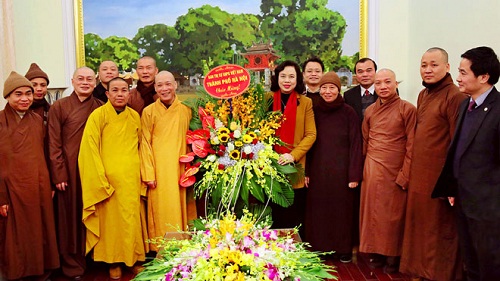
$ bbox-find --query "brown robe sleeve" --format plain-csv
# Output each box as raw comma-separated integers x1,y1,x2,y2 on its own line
361,105,373,157
47,102,69,184
0,120,9,205
395,101,417,189
0,179,7,206
447,91,468,140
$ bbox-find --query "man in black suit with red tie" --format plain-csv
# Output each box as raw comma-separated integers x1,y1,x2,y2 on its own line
433,46,500,281
344,58,378,121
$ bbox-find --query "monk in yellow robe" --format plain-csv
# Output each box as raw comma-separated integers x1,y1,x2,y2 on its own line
79,77,146,278
140,71,196,251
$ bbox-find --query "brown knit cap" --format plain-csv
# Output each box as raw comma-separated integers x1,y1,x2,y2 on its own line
25,63,50,85
318,71,341,91
3,71,34,98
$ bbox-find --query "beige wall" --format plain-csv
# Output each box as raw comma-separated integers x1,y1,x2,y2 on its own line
369,0,500,104
1,0,75,110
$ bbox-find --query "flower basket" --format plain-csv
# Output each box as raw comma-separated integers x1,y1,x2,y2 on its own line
134,212,336,281
179,82,302,218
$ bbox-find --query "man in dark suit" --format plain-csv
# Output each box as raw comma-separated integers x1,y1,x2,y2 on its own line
344,58,378,121
433,46,500,281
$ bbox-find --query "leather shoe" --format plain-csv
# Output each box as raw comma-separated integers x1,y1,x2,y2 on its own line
368,253,385,268
384,256,400,274
340,254,352,263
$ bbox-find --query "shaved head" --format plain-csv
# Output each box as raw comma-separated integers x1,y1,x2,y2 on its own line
376,68,397,80
426,47,449,63
155,70,177,106
73,66,95,78
374,68,399,102
155,71,175,82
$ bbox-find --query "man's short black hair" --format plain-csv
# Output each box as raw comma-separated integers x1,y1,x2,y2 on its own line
302,56,325,72
355,58,378,72
108,77,128,88
461,46,500,85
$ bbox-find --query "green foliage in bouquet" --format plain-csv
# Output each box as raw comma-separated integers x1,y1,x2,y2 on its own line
179,84,302,217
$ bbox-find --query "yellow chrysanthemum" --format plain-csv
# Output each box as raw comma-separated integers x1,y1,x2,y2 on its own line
219,133,230,143
247,131,257,139
234,140,243,147
218,127,230,135
242,134,253,144
230,150,240,160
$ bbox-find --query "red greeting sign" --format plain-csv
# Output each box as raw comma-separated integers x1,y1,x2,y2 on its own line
203,64,251,99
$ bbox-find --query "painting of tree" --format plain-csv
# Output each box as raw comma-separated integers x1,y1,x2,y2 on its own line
84,34,139,71
82,0,358,75
259,0,352,71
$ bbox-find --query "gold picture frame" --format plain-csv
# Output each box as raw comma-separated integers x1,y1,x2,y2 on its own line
74,0,368,67
74,0,85,68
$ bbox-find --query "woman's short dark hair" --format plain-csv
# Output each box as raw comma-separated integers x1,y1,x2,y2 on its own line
461,46,500,85
270,60,305,94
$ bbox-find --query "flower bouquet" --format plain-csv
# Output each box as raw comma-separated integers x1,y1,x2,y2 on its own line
179,83,300,217
134,211,336,281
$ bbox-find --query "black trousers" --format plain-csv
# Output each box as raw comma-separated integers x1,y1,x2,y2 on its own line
271,188,307,240
456,200,500,281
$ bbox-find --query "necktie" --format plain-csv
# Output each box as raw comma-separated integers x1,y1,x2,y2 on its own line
364,89,370,97
467,99,476,112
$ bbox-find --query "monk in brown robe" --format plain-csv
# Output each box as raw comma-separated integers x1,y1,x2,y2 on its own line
25,63,52,165
359,69,417,274
92,60,119,103
0,71,59,280
25,63,51,127
305,72,363,262
401,48,467,281
128,56,159,115
48,67,103,279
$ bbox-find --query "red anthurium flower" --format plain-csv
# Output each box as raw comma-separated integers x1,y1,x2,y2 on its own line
193,162,201,168
198,107,209,119
179,152,195,163
184,166,200,177
186,130,196,144
202,116,215,129
207,149,216,154
179,173,196,187
192,139,210,158
193,129,211,140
